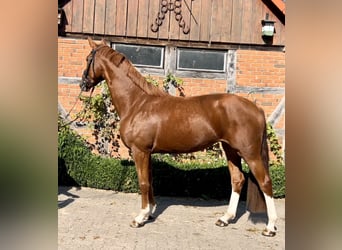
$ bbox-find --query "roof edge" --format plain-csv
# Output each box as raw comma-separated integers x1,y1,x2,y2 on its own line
271,0,286,14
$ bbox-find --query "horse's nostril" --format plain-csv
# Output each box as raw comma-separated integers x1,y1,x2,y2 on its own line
80,81,88,91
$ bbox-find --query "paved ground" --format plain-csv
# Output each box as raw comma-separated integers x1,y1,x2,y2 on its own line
58,186,285,250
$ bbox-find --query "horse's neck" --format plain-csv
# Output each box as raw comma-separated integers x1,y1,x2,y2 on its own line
104,60,146,118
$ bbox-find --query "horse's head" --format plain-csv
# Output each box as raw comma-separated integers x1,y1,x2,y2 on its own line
80,37,107,91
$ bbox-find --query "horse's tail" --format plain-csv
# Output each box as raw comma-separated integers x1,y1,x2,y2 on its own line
246,119,269,213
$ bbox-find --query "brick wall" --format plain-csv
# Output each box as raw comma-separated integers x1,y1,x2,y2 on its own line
58,38,89,77
236,50,285,88
235,49,285,138
182,78,227,96
58,37,285,159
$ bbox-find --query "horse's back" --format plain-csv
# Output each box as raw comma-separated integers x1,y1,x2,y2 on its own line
189,93,265,126
145,93,265,131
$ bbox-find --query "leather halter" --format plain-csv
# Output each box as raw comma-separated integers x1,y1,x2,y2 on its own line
82,49,97,81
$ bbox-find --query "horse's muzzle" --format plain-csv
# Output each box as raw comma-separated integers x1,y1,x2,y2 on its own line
80,77,91,91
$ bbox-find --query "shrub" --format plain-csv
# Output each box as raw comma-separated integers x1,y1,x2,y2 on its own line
58,121,138,192
269,164,286,198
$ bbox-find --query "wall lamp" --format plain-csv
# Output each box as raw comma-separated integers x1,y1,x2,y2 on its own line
261,13,276,37
58,8,63,25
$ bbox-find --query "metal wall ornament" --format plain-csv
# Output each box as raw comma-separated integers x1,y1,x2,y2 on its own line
151,0,196,35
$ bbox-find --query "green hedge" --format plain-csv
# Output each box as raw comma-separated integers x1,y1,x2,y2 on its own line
58,125,285,198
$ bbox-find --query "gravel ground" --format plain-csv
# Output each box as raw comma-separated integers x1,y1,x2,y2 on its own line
58,186,285,250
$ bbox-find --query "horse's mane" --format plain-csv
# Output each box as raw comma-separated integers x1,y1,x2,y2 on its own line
99,46,168,97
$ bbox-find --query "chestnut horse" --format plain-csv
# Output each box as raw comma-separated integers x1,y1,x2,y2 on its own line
81,38,277,237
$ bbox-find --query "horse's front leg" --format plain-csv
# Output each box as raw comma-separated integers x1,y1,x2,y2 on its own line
130,148,156,228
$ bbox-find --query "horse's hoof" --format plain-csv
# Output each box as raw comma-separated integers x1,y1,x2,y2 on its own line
215,219,228,227
147,215,154,221
262,228,276,237
130,220,144,228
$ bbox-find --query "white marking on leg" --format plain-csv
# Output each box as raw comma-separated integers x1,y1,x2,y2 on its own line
151,203,156,214
263,193,278,232
134,204,153,224
220,191,240,223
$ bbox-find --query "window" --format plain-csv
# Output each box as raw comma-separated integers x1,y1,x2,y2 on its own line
111,43,229,79
177,48,227,72
112,43,164,68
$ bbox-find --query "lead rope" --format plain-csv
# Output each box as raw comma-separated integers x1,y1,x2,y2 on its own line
59,87,95,128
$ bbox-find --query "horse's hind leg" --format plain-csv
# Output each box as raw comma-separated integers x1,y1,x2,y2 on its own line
246,158,277,236
216,143,245,227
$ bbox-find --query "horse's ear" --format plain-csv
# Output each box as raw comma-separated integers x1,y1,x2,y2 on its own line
87,37,97,49
100,38,108,46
